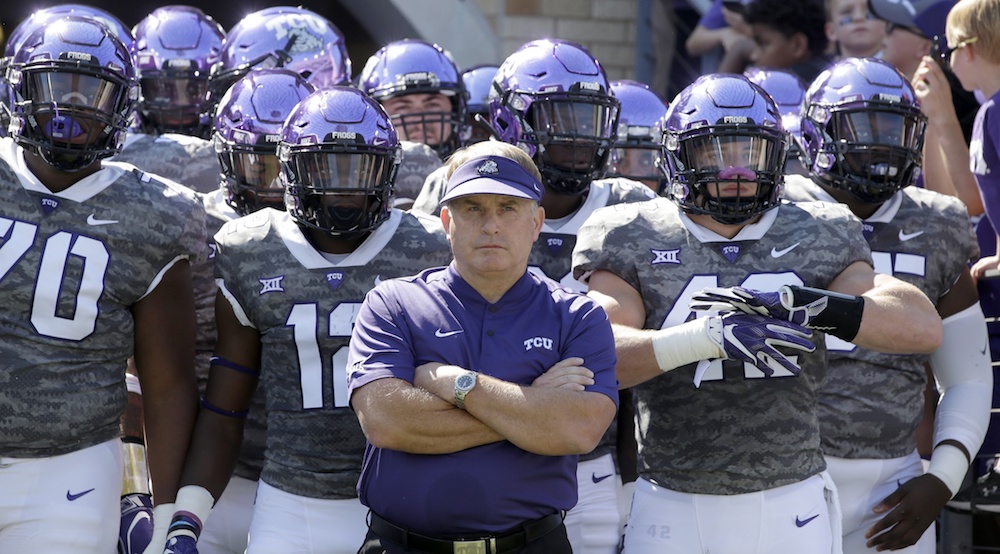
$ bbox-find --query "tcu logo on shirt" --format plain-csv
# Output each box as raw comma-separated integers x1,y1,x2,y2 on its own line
524,336,554,351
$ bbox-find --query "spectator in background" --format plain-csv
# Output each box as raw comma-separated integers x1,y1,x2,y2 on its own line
875,0,982,214
744,0,834,83
825,0,886,58
685,0,756,74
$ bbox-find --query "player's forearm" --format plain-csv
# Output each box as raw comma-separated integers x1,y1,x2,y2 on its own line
142,383,199,504
612,324,684,388
854,276,943,354
178,412,246,502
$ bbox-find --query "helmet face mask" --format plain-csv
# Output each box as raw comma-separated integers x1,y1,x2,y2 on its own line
490,40,620,195
359,40,467,159
279,87,401,239
213,68,315,216
8,17,136,172
132,6,224,138
663,74,787,225
800,58,926,204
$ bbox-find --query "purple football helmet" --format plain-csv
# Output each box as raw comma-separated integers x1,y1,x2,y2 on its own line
8,16,137,172
462,64,500,144
743,68,806,141
662,74,787,224
5,4,134,58
209,7,350,105
279,86,401,238
132,6,225,138
489,39,620,195
358,39,467,158
214,68,316,216
799,57,925,203
607,79,669,190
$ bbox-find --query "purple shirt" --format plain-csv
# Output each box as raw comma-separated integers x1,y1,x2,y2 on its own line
700,0,727,30
972,89,1000,233
347,263,618,535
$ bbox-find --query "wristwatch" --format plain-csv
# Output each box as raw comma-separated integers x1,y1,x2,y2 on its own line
454,371,478,410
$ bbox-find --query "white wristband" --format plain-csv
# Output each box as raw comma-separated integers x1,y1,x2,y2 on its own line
651,317,724,372
171,484,215,535
140,502,173,554
927,443,971,497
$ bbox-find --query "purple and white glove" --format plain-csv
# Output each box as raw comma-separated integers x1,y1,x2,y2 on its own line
707,312,816,377
119,493,154,554
163,536,198,554
690,286,828,327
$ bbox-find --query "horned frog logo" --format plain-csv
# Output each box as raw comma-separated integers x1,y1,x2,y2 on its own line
476,159,499,175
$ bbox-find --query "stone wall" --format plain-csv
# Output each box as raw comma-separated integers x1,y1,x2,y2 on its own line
473,0,638,81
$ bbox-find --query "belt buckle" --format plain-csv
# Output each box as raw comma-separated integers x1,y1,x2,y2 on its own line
452,537,495,554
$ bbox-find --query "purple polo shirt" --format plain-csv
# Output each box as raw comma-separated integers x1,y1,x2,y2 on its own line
973,89,1000,235
347,263,618,535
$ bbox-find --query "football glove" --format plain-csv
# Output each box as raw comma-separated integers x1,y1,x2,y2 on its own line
707,312,816,377
119,493,154,554
163,535,198,554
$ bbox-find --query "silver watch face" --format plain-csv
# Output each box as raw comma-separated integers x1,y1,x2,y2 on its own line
456,373,476,390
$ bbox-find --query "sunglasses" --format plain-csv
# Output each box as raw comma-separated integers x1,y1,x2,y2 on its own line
931,35,979,67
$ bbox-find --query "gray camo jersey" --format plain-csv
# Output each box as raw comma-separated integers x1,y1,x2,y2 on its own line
572,197,872,494
113,132,221,194
785,175,978,458
395,141,443,207
0,142,208,457
213,208,452,498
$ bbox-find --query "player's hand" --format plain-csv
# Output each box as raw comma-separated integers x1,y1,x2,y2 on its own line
533,357,594,390
690,286,827,328
706,313,815,376
163,535,199,554
864,474,951,551
119,493,154,554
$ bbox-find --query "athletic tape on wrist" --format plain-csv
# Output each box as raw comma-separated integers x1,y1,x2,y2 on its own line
652,317,723,372
785,285,863,341
142,502,174,554
928,443,971,497
166,485,215,540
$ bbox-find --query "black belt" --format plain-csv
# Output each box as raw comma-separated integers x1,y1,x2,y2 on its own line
368,511,563,554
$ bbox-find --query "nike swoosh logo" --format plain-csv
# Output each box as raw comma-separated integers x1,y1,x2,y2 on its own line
982,340,989,356
374,275,382,286
435,329,464,338
795,514,820,527
66,488,95,501
898,230,924,241
87,214,118,226
770,243,800,258
592,472,614,484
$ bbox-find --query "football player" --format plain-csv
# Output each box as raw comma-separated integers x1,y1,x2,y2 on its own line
784,57,991,552
159,86,452,554
0,16,205,553
572,73,942,553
